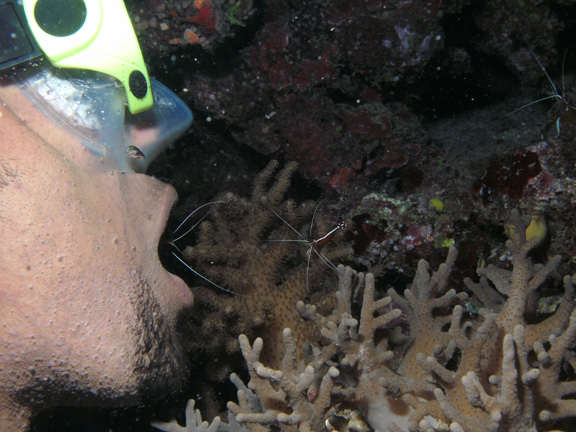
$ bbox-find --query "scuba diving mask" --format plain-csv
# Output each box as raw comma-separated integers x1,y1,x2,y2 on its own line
0,0,193,173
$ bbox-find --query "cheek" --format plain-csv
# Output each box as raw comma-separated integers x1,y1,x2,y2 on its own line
2,150,187,332
9,173,140,308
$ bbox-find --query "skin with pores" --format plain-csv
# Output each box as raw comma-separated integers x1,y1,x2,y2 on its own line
0,82,194,430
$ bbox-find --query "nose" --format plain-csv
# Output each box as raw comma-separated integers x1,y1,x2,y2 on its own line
118,173,178,245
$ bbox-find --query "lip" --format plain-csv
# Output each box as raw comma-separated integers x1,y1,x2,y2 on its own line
143,178,194,306
156,181,179,241
168,271,194,306
136,174,194,306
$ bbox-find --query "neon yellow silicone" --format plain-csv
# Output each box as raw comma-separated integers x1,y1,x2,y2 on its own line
22,0,153,114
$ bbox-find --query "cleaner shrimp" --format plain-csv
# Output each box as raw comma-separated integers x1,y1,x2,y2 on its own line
505,42,576,135
267,199,346,292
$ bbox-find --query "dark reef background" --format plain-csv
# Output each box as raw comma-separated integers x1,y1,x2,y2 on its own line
31,0,576,430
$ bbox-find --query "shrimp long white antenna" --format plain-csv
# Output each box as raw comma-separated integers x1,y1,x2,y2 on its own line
503,43,576,127
171,251,244,296
172,200,227,243
170,199,242,296
266,204,307,241
503,94,567,118
529,42,562,98
561,48,570,101
309,198,326,237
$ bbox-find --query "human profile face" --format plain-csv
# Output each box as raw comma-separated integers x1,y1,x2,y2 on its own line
0,82,193,429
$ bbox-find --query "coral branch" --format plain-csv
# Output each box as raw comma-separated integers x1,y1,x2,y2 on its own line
167,210,576,431
229,329,339,432
152,399,223,432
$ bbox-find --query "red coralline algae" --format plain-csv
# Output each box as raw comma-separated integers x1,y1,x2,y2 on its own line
329,160,362,190
249,24,291,88
347,213,388,255
342,110,390,141
474,151,543,205
250,23,336,92
292,54,335,92
189,6,217,30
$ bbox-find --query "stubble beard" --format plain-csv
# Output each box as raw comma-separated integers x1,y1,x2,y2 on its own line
129,275,191,403
13,273,191,425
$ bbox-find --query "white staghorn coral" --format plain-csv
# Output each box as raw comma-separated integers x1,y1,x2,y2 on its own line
157,212,576,432
297,264,412,430
228,329,340,432
152,399,224,432
439,324,541,432
537,306,576,424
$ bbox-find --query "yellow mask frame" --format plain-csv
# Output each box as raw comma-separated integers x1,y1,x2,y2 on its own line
21,0,153,114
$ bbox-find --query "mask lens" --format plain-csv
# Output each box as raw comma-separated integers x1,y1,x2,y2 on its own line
34,0,87,37
14,63,193,174
0,1,42,72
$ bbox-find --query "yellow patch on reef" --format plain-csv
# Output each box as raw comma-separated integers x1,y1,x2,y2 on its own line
429,198,444,212
505,215,547,242
525,215,547,241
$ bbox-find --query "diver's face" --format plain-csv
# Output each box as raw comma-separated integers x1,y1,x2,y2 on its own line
0,83,193,425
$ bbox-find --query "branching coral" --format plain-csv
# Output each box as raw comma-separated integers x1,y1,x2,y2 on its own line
464,211,573,350
383,211,575,431
227,329,340,432
437,324,540,432
537,309,576,424
297,265,407,429
152,399,223,432
176,160,347,381
159,210,576,431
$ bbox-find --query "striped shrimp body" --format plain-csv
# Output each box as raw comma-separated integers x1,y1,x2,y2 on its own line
268,199,346,292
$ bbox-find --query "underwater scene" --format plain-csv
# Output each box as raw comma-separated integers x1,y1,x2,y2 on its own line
30,0,576,430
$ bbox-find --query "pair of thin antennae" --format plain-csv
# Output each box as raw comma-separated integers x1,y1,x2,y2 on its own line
170,200,244,296
503,43,576,121
266,198,325,241
172,200,225,243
